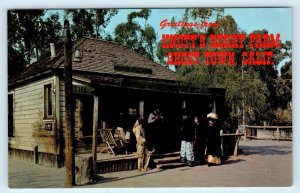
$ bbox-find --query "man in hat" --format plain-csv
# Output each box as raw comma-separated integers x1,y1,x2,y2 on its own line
147,107,164,151
206,112,222,166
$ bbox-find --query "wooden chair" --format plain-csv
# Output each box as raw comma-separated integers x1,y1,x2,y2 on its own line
99,128,127,155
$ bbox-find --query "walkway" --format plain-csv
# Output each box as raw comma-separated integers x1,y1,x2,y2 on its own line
8,140,292,188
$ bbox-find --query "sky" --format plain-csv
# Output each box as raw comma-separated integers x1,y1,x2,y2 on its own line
103,8,292,71
49,8,292,71
224,8,292,42
105,8,292,42
51,8,292,42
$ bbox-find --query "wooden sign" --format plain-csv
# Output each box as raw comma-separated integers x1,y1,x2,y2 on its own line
73,85,94,95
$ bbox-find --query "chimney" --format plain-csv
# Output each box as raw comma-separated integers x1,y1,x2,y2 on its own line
50,43,56,58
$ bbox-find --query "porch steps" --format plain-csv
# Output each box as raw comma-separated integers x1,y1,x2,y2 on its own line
156,162,186,169
153,156,180,164
152,151,180,159
152,151,187,169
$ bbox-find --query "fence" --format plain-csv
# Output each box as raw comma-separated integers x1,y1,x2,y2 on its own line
243,125,292,141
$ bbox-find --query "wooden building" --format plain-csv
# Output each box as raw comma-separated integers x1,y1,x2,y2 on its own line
8,37,225,167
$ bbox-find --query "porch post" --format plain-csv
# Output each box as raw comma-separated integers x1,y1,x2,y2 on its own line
63,19,75,187
213,99,216,113
92,95,99,172
182,100,186,109
139,100,144,118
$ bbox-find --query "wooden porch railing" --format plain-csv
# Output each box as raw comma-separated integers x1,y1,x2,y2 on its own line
220,130,244,156
243,125,292,141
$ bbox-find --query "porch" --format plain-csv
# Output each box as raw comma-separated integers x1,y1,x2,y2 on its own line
75,128,244,175
76,150,182,174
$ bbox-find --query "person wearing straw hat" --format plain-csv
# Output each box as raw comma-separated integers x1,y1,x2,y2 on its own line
206,112,222,166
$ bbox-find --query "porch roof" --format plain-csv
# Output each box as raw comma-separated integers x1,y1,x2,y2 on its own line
73,72,225,97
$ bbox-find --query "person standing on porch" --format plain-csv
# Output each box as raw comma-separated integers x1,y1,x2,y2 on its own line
147,107,164,152
206,112,222,167
179,109,196,167
133,117,151,172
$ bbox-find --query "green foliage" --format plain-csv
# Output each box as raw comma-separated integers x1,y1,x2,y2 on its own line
65,9,94,39
281,60,292,79
8,9,292,126
189,8,224,20
65,9,118,40
8,10,62,68
114,9,157,60
157,9,225,66
8,9,118,76
8,46,26,77
273,105,292,126
94,9,118,39
280,41,292,80
275,77,292,109
155,8,292,125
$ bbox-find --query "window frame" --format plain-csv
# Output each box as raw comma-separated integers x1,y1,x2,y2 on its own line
43,83,53,119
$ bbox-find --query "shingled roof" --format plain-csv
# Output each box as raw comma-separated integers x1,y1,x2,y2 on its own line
8,37,226,96
9,37,178,87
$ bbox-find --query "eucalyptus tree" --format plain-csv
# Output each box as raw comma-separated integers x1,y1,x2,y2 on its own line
114,9,157,60
8,10,62,75
65,9,118,40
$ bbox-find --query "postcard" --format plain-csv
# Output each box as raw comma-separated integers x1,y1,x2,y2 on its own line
7,7,292,189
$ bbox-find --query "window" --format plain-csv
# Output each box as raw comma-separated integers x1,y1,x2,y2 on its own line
8,94,14,137
44,84,53,118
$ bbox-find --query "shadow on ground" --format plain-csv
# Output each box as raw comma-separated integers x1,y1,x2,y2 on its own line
222,159,246,165
91,169,165,185
240,145,292,156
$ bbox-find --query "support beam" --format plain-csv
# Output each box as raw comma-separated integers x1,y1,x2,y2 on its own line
182,100,186,109
92,95,99,172
54,75,60,156
213,99,216,113
139,100,144,118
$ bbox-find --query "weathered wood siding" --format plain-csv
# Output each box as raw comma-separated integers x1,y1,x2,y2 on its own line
59,80,65,136
9,76,57,156
60,80,90,148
